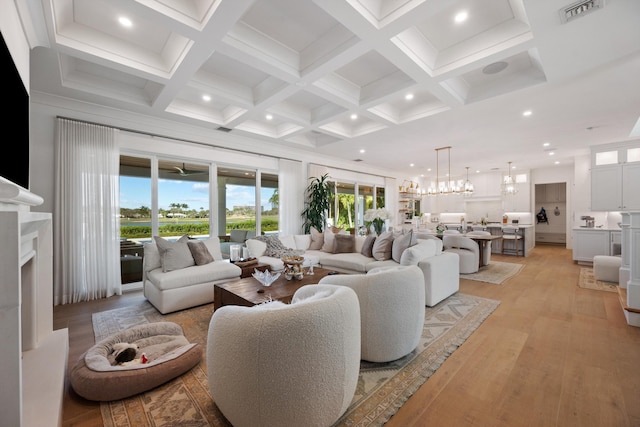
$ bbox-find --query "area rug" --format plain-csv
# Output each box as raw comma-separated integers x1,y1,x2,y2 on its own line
578,267,617,293
92,293,500,427
462,261,524,284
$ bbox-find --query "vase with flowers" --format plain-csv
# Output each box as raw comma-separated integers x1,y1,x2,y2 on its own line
364,208,391,235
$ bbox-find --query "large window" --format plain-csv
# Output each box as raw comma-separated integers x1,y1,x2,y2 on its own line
119,155,152,242
335,182,356,231
158,159,210,238
218,167,256,236
261,172,279,234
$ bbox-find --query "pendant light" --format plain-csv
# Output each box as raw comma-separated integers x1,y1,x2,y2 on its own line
502,161,518,195
428,146,455,196
463,167,474,195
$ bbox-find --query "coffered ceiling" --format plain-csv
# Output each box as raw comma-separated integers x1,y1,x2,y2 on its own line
24,0,640,178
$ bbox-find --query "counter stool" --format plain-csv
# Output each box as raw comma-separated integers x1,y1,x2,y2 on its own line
501,226,522,256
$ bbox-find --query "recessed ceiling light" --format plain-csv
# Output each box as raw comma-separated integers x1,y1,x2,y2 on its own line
454,11,468,23
410,163,415,167
350,113,358,120
359,149,365,153
482,61,508,75
476,170,480,173
202,94,211,102
427,168,432,172
523,110,532,117
118,16,133,27
405,93,414,101
549,152,555,156
555,161,560,164
266,114,273,120
543,142,550,147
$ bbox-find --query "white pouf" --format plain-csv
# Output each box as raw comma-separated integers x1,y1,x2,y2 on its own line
593,255,621,283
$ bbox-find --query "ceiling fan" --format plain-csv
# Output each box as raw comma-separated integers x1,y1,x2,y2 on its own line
172,163,206,176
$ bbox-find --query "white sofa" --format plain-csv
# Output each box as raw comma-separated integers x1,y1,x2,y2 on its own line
246,232,459,307
143,236,242,314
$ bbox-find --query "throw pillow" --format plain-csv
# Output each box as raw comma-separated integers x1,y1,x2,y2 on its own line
333,234,355,254
187,240,214,265
371,231,394,261
392,230,413,263
361,235,376,258
321,229,338,252
309,227,324,250
246,239,267,258
154,235,195,272
202,236,224,261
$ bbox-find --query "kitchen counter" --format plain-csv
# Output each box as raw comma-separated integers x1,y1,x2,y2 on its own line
572,227,621,263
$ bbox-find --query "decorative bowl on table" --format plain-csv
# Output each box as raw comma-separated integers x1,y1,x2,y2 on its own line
252,269,280,287
281,256,305,280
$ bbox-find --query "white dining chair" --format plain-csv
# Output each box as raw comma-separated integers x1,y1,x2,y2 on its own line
501,226,523,256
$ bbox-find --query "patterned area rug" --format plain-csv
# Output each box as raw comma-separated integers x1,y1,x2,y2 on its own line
93,293,500,427
462,261,524,284
578,267,618,292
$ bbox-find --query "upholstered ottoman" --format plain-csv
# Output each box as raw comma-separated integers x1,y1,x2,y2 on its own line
593,255,621,283
70,322,201,401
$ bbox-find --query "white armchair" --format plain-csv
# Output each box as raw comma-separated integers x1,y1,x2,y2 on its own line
319,265,425,363
443,235,480,274
206,284,360,427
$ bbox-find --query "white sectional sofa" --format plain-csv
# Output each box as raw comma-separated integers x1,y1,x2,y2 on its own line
143,236,242,314
246,231,459,306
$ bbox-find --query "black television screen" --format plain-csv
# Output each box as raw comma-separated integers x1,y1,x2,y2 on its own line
1,31,29,189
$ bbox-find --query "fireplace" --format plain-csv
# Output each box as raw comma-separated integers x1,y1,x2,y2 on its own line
0,178,68,427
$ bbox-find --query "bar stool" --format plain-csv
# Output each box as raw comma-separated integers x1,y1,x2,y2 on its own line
501,226,522,256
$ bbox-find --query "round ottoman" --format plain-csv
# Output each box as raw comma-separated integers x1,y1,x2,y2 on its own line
70,322,201,401
593,255,621,283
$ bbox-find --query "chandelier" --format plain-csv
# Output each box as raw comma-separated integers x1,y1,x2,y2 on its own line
463,166,474,195
502,161,518,195
428,146,468,196
399,180,420,195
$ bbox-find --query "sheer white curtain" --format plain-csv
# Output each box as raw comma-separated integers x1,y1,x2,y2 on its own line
54,118,121,304
278,159,304,235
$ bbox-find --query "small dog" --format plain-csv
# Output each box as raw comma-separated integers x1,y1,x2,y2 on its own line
112,342,139,364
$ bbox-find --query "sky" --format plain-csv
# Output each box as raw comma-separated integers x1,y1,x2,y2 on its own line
119,176,276,211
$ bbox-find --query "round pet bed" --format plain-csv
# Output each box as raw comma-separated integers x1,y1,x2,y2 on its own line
70,322,202,401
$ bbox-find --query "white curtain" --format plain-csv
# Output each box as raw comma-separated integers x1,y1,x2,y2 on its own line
279,159,304,235
54,118,121,304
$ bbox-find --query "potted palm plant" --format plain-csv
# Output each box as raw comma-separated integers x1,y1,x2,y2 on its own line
301,173,332,233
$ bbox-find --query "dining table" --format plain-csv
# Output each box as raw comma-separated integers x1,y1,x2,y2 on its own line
463,234,503,268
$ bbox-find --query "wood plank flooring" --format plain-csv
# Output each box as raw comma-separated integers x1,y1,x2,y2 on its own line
54,244,640,427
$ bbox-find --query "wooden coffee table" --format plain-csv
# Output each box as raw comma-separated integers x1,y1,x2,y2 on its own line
214,267,336,310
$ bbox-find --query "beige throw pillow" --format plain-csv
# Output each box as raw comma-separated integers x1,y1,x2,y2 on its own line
392,230,413,263
154,235,195,272
371,231,394,261
322,229,337,252
309,227,324,250
333,234,355,254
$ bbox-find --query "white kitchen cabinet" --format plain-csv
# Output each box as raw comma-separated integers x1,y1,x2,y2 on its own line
535,182,566,203
467,172,501,199
572,228,617,263
591,142,640,211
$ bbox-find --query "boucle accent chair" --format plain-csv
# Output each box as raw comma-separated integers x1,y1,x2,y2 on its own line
319,265,425,362
443,234,480,274
207,284,361,427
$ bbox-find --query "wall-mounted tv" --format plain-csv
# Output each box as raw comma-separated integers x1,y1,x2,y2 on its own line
1,31,29,190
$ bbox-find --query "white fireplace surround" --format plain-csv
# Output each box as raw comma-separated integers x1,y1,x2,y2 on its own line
0,177,68,427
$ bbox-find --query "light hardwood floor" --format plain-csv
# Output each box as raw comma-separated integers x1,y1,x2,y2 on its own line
55,244,640,427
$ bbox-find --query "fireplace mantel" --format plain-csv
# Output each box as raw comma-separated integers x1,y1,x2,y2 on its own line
0,178,68,427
